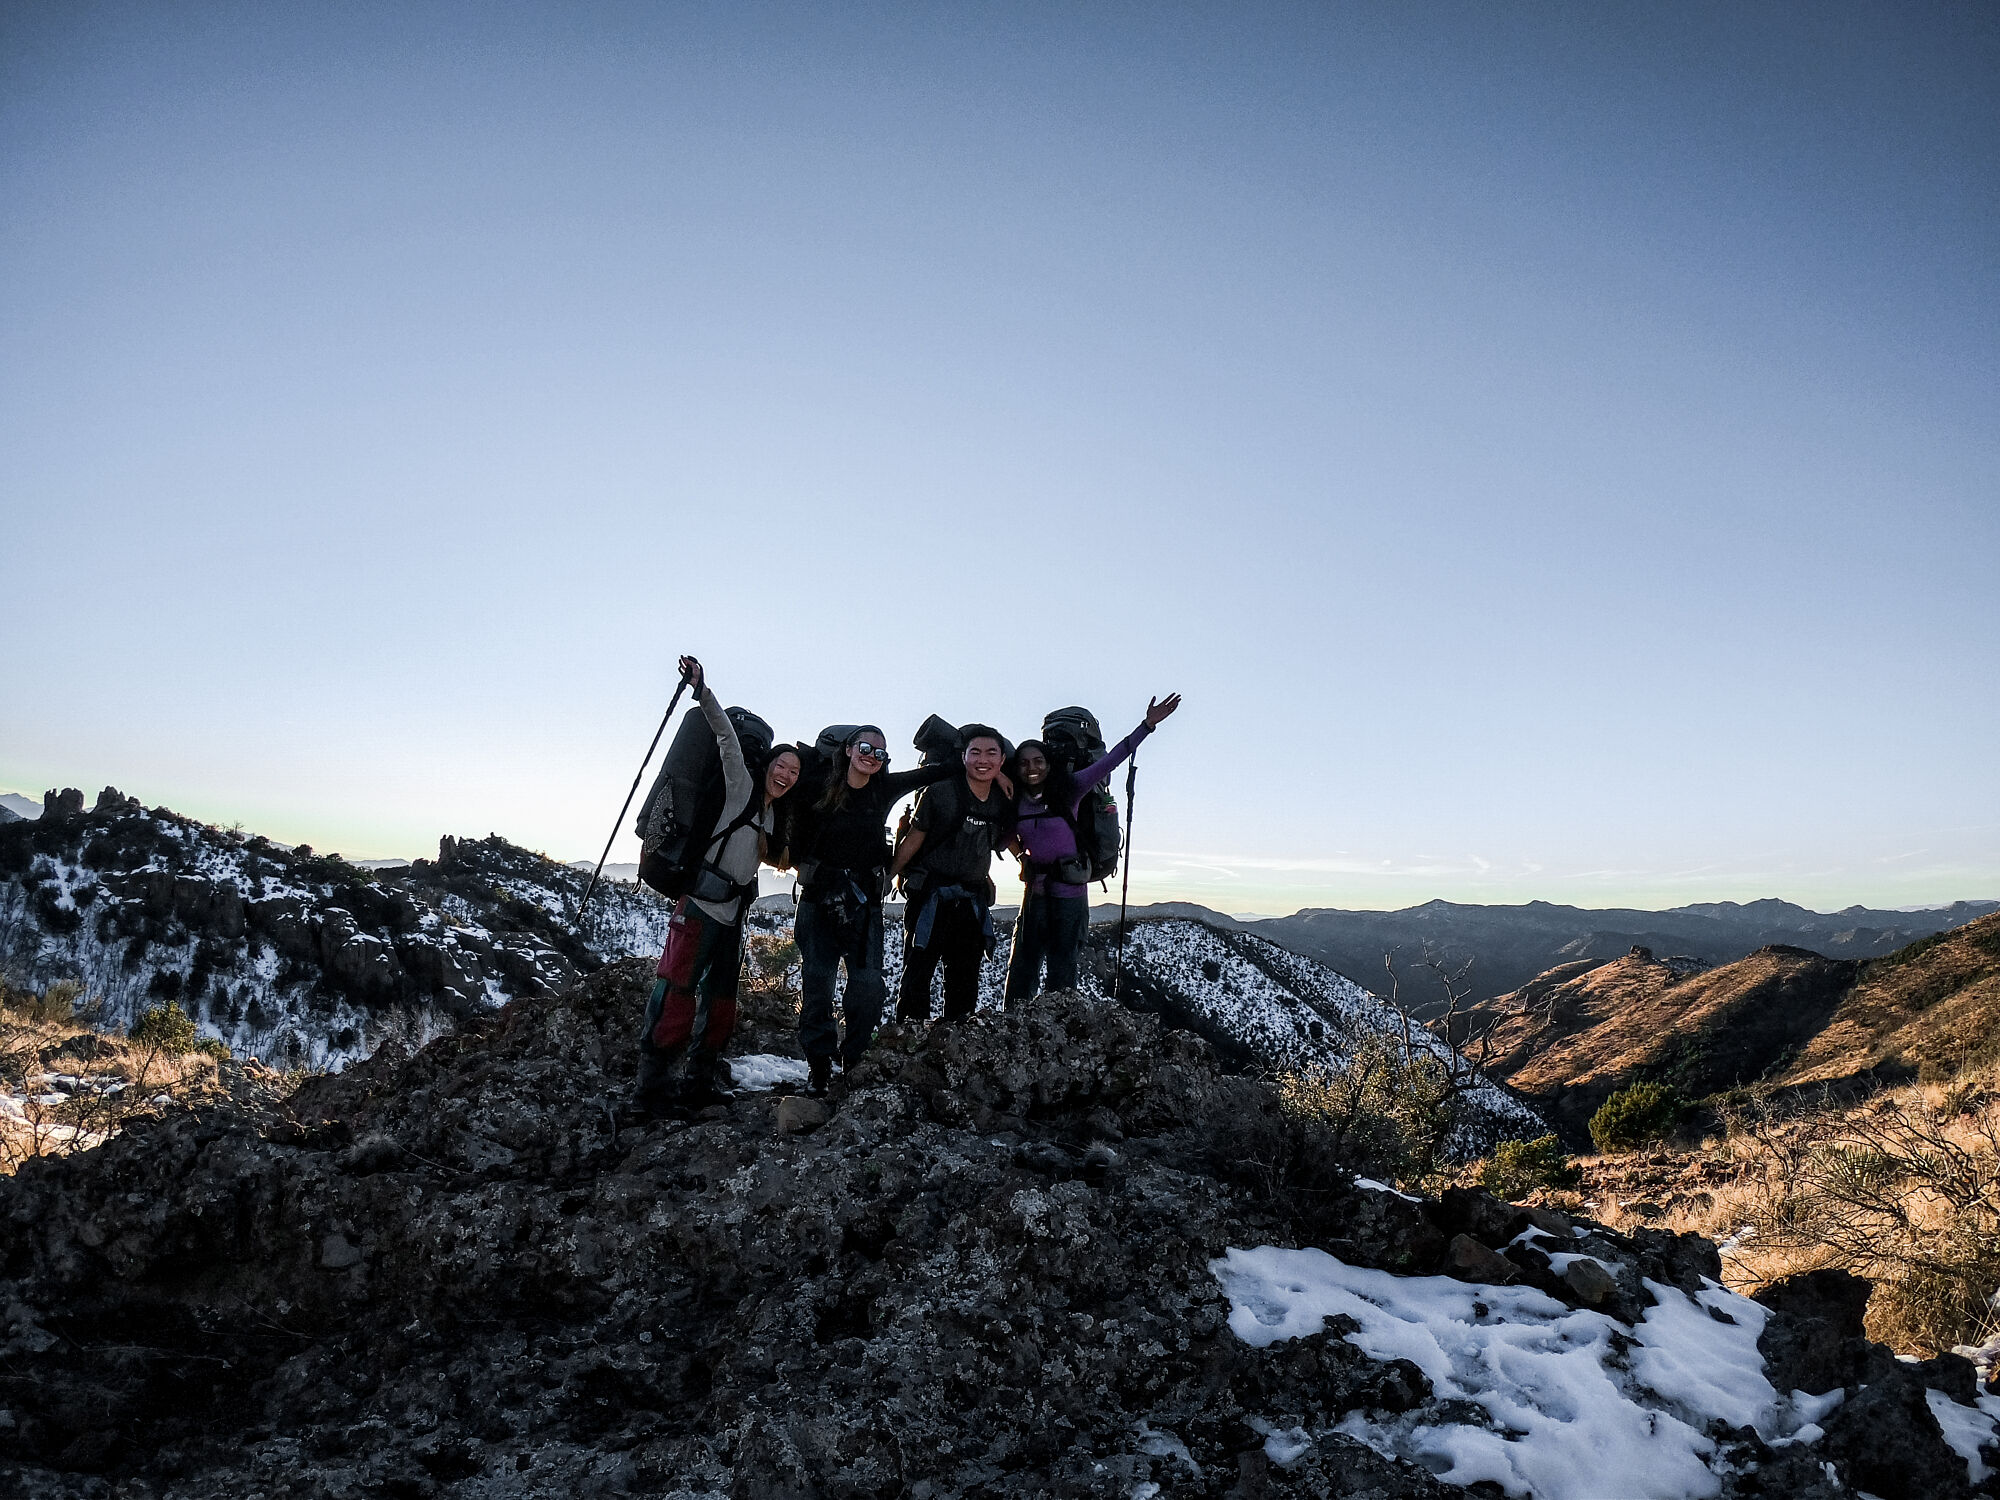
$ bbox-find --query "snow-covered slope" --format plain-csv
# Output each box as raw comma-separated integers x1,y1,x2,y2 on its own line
1103,918,1545,1150
0,789,676,1071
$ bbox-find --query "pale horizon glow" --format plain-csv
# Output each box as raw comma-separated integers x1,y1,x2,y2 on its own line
3,3,1995,918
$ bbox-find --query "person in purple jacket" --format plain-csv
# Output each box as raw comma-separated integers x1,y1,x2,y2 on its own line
1003,693,1181,1005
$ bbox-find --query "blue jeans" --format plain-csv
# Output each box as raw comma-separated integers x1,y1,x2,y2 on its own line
1004,891,1089,1002
796,893,886,1067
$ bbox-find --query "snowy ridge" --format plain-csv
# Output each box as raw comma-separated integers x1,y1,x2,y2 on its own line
13,796,1528,1145
1,797,676,1072
1111,918,1545,1149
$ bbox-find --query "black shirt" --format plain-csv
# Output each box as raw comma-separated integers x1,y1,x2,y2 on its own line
793,764,954,878
910,776,1013,886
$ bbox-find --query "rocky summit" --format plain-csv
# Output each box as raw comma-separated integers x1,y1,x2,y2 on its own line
4,964,1997,1499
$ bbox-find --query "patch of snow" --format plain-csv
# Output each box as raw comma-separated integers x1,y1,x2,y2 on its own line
1133,1420,1198,1473
1246,1416,1313,1467
725,1054,810,1091
1925,1388,2000,1485
1715,1225,1756,1259
1354,1176,1422,1203
1212,1244,1839,1500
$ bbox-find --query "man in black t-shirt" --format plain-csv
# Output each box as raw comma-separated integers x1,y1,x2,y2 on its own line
890,725,1012,1023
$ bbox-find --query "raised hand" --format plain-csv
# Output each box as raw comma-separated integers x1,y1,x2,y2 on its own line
679,655,704,694
1144,692,1181,729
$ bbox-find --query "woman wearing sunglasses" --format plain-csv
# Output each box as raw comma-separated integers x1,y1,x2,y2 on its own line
786,728,957,1094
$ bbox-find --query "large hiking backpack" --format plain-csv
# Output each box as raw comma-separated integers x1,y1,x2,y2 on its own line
634,703,774,899
912,715,964,767
816,723,868,760
912,715,1015,767
1041,706,1105,768
1040,706,1121,883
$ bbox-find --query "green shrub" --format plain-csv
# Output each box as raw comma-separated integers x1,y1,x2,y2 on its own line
130,1001,197,1054
1589,1082,1684,1153
1481,1134,1583,1199
194,1036,232,1062
43,978,86,1024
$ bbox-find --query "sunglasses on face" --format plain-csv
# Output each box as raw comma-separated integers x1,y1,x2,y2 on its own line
851,743,888,763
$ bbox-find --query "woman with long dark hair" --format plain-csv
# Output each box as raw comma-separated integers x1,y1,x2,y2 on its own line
1004,694,1180,1004
785,727,956,1093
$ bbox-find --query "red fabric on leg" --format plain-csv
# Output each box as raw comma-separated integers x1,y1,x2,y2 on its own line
704,992,738,1054
656,902,704,984
649,985,698,1051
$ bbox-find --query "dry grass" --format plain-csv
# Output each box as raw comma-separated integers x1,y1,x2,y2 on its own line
0,978,269,1175
1550,1063,2000,1358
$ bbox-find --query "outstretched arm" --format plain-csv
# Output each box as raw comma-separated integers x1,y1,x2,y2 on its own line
1071,693,1181,797
879,762,958,799
683,655,752,814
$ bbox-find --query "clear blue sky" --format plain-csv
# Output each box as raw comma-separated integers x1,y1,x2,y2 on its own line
4,2,1995,915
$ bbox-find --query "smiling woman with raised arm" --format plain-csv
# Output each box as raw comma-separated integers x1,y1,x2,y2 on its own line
783,727,959,1095
634,655,802,1117
1004,693,1180,1005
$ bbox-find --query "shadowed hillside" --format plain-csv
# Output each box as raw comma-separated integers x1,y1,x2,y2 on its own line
1455,913,2000,1144
1455,945,1861,1142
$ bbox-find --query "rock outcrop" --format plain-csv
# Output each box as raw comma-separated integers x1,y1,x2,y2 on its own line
0,800,678,1069
2,971,1993,1499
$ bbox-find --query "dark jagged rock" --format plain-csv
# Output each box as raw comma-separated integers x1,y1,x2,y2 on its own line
1,968,1993,1498
1755,1268,1874,1394
0,972,1463,1498
39,789,84,823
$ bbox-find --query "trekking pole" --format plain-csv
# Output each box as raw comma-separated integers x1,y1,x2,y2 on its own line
1112,753,1138,1000
573,670,693,930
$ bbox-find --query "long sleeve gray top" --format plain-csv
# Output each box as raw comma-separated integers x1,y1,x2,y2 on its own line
689,682,771,926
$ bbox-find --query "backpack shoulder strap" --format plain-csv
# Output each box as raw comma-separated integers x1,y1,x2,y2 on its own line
704,798,764,860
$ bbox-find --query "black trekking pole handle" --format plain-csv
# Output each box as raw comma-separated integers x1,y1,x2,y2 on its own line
574,670,693,930
1113,753,1138,1000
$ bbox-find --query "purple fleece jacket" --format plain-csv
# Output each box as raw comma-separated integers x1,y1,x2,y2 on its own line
1013,722,1152,898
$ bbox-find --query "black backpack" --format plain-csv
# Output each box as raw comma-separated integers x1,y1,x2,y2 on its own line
634,703,774,899
912,715,1015,767
1040,706,1121,883
1041,706,1105,768
912,715,964,767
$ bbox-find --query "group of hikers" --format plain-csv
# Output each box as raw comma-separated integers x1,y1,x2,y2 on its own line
629,656,1180,1116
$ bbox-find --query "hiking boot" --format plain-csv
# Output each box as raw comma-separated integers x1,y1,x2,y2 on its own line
696,1051,736,1103
806,1057,832,1098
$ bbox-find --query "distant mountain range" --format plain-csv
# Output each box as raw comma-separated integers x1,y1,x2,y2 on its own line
0,793,45,822
1228,896,1998,1017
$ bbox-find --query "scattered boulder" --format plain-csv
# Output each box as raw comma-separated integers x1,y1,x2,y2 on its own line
1755,1267,1874,1394
774,1094,828,1134
1562,1256,1619,1307
1443,1232,1519,1284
